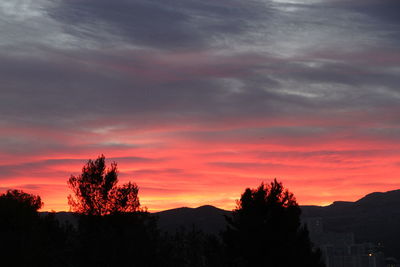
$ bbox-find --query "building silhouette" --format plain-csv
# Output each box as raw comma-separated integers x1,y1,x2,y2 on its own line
305,217,385,267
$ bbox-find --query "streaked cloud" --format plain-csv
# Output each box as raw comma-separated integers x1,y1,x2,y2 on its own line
1,0,399,211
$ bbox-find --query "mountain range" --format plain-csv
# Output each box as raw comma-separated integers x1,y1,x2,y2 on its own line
155,189,400,259
51,189,400,259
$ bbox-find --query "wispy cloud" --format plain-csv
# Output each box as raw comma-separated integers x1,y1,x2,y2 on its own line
1,0,399,211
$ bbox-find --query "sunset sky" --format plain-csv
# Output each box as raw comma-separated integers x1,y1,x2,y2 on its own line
1,0,400,211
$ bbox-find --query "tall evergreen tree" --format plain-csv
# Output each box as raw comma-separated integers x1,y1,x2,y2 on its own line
223,179,325,267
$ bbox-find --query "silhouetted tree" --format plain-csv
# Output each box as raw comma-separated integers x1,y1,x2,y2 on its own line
0,189,43,211
67,155,162,267
0,190,68,267
68,155,140,215
223,179,325,267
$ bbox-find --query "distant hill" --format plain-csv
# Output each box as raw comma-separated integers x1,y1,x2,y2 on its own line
154,205,231,235
48,189,400,259
302,189,400,259
155,189,400,258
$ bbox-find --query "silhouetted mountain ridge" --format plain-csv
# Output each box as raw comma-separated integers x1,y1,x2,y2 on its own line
46,189,400,258
355,189,400,206
302,189,400,258
155,205,231,235
154,189,400,258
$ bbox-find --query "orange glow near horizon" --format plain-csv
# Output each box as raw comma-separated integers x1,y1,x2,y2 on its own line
1,0,400,214
2,120,400,212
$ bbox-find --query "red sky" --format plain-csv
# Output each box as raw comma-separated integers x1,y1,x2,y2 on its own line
2,118,400,212
1,0,400,211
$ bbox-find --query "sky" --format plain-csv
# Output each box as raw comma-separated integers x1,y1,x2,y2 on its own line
1,0,400,212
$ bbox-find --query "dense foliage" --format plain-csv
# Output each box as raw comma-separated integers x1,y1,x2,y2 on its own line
223,179,325,267
68,155,140,215
0,190,67,266
0,156,325,267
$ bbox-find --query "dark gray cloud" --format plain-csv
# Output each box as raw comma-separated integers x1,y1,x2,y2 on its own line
330,0,400,24
1,0,399,130
49,0,268,50
1,0,400,203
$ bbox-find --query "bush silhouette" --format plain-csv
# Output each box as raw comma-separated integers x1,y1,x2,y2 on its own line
223,179,325,267
0,190,67,267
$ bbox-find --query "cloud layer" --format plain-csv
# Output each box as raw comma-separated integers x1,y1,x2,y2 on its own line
1,0,400,211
